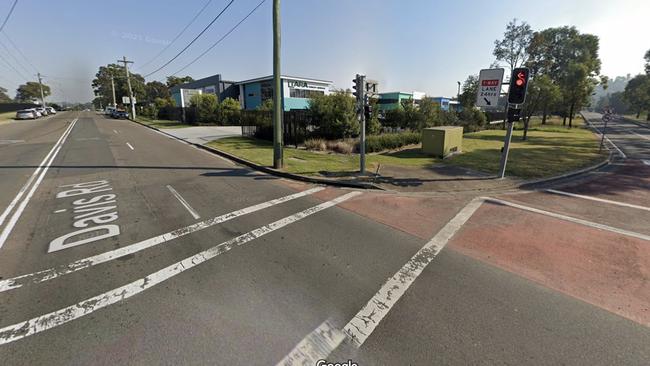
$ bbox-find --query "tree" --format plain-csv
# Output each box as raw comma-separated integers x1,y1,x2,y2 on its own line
16,82,50,103
144,81,170,102
166,76,194,88
527,26,603,127
217,97,241,125
493,18,533,73
91,64,145,108
0,86,12,102
644,49,650,75
308,91,359,139
521,75,561,139
190,94,218,123
623,74,650,119
459,75,479,109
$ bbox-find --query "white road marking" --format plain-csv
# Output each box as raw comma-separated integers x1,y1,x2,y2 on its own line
632,131,649,140
53,209,66,213
0,187,325,292
113,129,118,134
275,319,346,366
0,140,24,145
126,142,134,150
166,185,200,219
644,160,650,166
0,120,76,228
546,189,650,212
586,119,627,158
0,191,360,345
0,118,78,249
343,198,484,347
484,197,650,241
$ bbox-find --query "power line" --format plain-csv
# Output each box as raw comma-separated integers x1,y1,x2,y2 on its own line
0,50,29,81
136,0,214,71
0,37,32,76
0,0,18,33
172,0,266,76
143,0,235,78
1,30,39,73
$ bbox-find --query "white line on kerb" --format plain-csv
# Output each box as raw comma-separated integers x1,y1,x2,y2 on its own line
166,185,200,219
632,131,649,140
0,119,76,228
0,187,325,293
644,160,650,166
0,118,78,249
484,197,650,241
546,189,650,212
277,198,484,361
0,191,360,346
126,142,134,150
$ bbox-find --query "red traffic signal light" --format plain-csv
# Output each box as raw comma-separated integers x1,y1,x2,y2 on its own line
508,67,529,104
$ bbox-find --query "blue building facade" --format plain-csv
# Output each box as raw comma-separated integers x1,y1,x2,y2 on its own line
238,75,332,111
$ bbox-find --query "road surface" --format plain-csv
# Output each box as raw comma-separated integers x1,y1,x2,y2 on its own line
0,112,648,365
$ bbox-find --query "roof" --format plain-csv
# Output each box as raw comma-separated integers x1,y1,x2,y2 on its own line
170,74,224,94
237,75,333,85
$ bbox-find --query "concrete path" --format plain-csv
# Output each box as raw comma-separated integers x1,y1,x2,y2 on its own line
163,125,242,144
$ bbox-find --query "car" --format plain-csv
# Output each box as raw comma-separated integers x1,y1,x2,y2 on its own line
105,106,116,115
15,109,37,120
36,107,48,116
31,108,42,118
46,107,57,115
111,109,129,119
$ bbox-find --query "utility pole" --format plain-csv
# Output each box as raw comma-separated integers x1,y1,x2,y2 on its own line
359,75,367,175
272,0,283,168
117,56,136,119
37,72,46,107
110,74,117,107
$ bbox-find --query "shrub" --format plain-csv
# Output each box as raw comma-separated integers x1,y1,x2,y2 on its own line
326,140,354,154
364,132,421,153
304,138,327,151
458,108,487,132
190,94,218,123
308,91,359,139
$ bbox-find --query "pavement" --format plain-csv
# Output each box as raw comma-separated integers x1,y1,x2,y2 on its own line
0,111,648,365
162,125,242,144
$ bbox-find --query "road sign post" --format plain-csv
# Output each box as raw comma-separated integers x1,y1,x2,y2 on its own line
497,67,530,179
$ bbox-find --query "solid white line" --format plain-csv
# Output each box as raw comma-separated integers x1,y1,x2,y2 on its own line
546,189,650,212
484,197,650,241
166,185,200,219
0,119,76,229
275,319,346,366
126,142,134,150
585,118,627,159
0,187,325,293
0,191,361,346
632,131,649,140
343,198,484,347
643,160,650,166
0,119,78,249
53,209,66,213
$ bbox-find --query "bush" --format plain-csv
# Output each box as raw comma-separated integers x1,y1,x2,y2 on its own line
190,94,218,123
364,132,421,153
308,91,359,139
458,108,487,132
326,140,354,154
304,138,327,151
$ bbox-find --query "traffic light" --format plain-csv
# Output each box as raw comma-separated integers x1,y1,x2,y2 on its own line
508,67,529,104
352,74,363,104
364,104,372,121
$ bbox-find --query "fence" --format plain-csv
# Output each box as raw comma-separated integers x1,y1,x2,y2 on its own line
0,103,39,113
240,110,314,147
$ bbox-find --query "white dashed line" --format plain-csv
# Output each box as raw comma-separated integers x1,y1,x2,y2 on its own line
0,187,325,293
126,142,134,150
546,189,650,212
275,320,346,366
53,209,66,213
0,191,360,345
113,129,118,134
166,185,200,219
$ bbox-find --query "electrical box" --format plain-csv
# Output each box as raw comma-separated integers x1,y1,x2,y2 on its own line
421,126,463,158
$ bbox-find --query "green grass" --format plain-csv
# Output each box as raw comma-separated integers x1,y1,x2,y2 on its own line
209,119,605,179
623,113,649,124
136,117,193,129
0,111,16,124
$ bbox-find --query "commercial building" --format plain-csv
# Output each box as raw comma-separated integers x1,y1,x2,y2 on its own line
170,74,238,108
376,92,460,112
237,75,332,111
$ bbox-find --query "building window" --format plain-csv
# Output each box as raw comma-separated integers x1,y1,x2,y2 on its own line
260,81,273,101
377,98,398,105
289,89,324,98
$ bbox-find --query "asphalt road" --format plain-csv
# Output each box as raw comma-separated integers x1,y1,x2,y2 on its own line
0,112,648,365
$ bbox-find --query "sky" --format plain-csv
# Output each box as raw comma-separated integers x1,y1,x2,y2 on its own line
0,0,648,103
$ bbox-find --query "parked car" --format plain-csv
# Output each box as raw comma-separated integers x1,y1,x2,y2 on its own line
36,107,48,116
46,107,57,115
111,110,129,119
32,108,42,118
15,109,37,120
105,106,116,116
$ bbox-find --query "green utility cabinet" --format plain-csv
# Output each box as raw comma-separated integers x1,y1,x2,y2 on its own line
421,126,463,158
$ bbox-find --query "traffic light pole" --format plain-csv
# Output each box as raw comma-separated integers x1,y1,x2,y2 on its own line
272,0,283,169
498,103,514,179
359,75,366,175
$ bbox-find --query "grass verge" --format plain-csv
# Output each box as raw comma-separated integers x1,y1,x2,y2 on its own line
136,117,193,129
208,119,605,179
0,111,16,124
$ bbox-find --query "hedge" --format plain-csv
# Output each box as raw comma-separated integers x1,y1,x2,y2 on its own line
363,132,421,153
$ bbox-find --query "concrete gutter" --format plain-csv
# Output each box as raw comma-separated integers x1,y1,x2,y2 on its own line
130,119,382,190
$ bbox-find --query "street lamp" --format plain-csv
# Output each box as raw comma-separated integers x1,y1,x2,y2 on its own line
456,81,461,101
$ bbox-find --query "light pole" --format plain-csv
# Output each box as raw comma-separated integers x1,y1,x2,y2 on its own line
272,0,283,168
457,81,461,101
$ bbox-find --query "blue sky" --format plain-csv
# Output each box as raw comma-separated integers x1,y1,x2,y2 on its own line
0,0,648,102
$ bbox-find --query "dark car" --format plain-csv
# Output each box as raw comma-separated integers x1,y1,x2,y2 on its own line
111,110,129,119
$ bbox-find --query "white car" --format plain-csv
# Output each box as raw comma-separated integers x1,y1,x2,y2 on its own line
46,107,57,115
36,107,48,116
32,108,42,118
15,109,37,120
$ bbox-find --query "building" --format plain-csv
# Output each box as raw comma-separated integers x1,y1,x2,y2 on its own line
428,97,461,112
376,92,460,112
170,74,238,108
237,75,332,111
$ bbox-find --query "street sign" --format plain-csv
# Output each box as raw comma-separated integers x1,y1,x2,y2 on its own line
475,68,504,108
122,96,136,104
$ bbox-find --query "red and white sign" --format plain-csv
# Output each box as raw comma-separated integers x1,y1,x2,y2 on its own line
476,68,504,108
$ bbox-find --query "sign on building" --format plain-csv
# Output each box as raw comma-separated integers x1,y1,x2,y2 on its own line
180,89,202,108
475,68,504,108
122,96,136,104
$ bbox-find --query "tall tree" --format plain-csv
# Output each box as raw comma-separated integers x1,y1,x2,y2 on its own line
91,64,145,108
493,18,533,73
16,82,50,103
144,81,170,102
521,74,560,139
527,26,603,127
459,75,479,108
0,86,13,102
644,49,650,75
623,74,650,119
166,76,194,88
